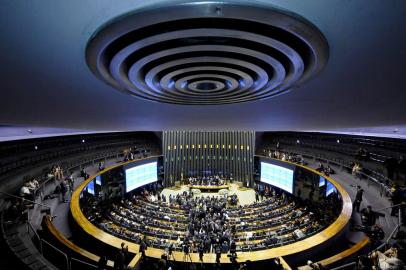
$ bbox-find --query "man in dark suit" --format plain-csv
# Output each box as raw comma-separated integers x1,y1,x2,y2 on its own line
353,186,364,212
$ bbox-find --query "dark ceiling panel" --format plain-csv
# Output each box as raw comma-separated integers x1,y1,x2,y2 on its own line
0,0,405,137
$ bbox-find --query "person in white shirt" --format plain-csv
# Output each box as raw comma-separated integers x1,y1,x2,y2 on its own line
20,183,32,200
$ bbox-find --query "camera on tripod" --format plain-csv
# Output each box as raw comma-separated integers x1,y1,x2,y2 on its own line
227,253,238,263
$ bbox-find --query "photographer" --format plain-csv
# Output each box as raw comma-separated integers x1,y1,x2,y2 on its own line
182,240,192,262
215,244,222,263
198,242,204,261
366,225,385,249
230,240,237,255
139,237,147,259
183,241,190,254
165,243,174,259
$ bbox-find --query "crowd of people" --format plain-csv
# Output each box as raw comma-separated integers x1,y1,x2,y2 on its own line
83,185,329,261
18,164,75,204
188,175,226,186
316,162,336,176
19,178,39,201
265,150,306,165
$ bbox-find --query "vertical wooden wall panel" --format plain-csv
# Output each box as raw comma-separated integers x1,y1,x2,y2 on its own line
163,131,254,186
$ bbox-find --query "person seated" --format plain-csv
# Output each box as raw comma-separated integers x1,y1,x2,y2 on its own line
80,168,89,179
326,165,335,175
98,161,105,171
20,183,33,200
369,247,404,270
6,199,27,222
352,163,362,178
361,206,377,226
316,162,325,172
281,153,287,161
366,225,385,246
307,260,323,270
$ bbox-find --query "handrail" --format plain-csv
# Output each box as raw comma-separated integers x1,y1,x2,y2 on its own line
0,191,51,208
41,238,70,270
329,262,357,270
34,175,56,199
311,206,403,270
297,236,369,270
42,215,115,267
27,221,43,254
70,257,98,269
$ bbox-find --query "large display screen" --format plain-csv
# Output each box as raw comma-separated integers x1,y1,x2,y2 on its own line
125,162,158,193
260,162,294,193
326,181,337,196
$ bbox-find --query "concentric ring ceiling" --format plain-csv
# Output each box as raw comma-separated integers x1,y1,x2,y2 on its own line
86,1,329,105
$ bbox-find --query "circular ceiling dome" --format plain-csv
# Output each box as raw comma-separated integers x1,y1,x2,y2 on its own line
86,1,329,105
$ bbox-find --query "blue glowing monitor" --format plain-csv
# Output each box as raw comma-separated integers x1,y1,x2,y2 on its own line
87,180,95,195
95,175,101,185
326,181,337,196
319,176,325,187
260,162,294,193
125,162,158,193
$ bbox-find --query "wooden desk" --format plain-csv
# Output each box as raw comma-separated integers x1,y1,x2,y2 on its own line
70,157,352,263
297,236,370,270
188,184,230,192
43,215,115,268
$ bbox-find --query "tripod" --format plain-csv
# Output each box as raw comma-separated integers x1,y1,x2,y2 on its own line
183,251,192,262
182,250,193,270
167,249,176,262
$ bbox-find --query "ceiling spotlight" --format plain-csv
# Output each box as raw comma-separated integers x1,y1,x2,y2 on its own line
296,140,300,144
337,139,340,143
34,146,38,150
82,139,85,143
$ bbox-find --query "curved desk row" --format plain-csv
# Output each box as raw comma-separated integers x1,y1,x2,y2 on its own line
41,215,116,268
298,236,370,270
70,157,353,264
188,184,230,192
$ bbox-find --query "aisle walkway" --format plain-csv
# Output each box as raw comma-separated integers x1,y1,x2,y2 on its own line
305,160,399,240
28,157,122,239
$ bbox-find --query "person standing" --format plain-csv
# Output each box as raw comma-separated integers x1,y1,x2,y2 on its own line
384,156,398,180
140,237,147,260
390,185,402,216
67,174,74,195
353,186,364,212
60,179,68,203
